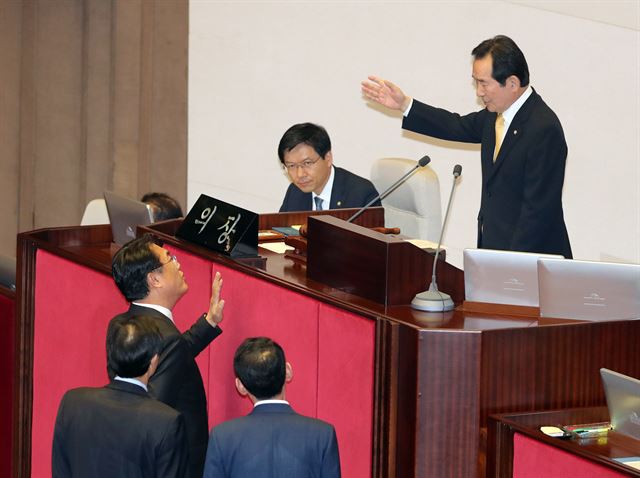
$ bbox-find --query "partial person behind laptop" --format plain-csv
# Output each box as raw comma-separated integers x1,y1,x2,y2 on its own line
278,122,380,212
204,337,341,478
141,192,184,221
52,315,187,478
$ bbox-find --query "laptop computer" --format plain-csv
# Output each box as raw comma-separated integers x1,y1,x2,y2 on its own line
600,368,640,440
463,248,564,307
538,258,640,321
104,191,154,245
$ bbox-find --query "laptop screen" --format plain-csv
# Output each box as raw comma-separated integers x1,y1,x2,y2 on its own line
463,248,564,307
104,191,154,246
538,258,640,321
600,368,640,440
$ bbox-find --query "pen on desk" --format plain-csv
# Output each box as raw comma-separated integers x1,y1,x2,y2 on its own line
574,426,610,434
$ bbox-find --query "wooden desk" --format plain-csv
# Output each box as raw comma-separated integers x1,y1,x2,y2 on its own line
489,407,640,477
13,215,640,478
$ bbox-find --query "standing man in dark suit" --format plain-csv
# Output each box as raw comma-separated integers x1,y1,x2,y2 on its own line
362,35,572,258
52,315,187,478
278,122,381,212
204,337,341,478
111,234,226,478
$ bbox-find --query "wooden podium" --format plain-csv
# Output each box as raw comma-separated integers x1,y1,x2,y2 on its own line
13,210,640,478
307,215,460,306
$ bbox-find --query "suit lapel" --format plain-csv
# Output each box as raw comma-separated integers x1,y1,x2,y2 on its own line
487,90,538,182
329,167,343,209
303,194,313,210
292,190,312,211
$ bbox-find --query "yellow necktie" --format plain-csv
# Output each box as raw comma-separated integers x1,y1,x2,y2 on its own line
493,113,505,162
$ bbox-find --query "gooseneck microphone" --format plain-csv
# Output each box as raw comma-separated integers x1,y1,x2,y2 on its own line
347,155,431,223
411,164,462,311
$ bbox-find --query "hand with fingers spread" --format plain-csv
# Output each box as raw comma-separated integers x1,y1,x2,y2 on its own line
205,271,225,327
361,75,411,112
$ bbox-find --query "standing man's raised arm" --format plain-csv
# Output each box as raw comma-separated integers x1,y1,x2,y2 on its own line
361,75,412,112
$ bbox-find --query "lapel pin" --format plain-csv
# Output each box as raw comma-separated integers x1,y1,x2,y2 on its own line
513,130,518,135
337,201,342,206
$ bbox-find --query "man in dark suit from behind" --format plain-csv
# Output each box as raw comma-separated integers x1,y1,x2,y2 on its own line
110,234,226,478
204,337,341,478
52,315,187,478
278,122,380,212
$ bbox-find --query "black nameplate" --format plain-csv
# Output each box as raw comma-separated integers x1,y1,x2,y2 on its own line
176,194,258,258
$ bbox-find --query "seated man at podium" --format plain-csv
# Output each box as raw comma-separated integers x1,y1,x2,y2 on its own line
278,122,381,212
204,337,341,478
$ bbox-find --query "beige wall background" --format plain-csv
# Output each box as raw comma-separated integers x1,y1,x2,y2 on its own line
0,0,188,257
2,1,638,265
188,0,640,266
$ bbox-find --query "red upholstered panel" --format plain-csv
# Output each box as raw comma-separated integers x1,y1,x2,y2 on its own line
206,264,320,424
513,433,627,478
29,247,378,478
32,251,127,478
0,292,15,478
318,303,375,478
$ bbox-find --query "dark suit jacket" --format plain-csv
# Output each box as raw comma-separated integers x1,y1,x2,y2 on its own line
110,304,222,478
204,403,341,478
52,380,187,478
403,90,572,258
279,166,381,212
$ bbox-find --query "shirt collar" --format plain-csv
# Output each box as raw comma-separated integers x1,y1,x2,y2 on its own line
312,165,335,210
254,399,289,408
502,85,533,126
114,376,148,392
131,302,174,323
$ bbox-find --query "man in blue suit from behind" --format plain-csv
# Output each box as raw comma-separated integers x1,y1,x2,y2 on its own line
203,337,341,478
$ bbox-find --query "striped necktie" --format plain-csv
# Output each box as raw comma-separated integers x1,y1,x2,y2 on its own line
493,113,505,162
314,196,324,211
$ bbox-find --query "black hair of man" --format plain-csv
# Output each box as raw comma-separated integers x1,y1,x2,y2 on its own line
140,192,184,221
106,315,162,378
277,122,332,164
471,35,530,88
111,234,163,302
234,337,286,400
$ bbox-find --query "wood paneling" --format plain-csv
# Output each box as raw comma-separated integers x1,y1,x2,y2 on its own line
0,0,188,257
17,220,640,477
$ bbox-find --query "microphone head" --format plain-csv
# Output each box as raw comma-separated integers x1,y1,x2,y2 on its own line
453,164,462,177
418,155,431,167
